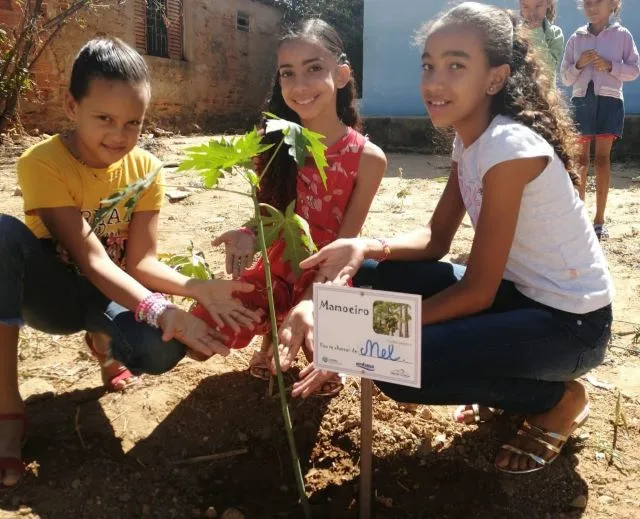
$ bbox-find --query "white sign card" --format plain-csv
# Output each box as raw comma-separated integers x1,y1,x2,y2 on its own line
313,284,422,388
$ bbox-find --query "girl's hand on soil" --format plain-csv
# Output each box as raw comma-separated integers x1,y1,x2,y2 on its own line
576,50,597,69
212,229,256,279
291,363,335,399
593,56,613,73
186,279,262,333
158,307,230,359
299,238,367,285
276,300,314,373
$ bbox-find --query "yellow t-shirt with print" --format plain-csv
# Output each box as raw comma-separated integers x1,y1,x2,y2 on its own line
17,135,165,267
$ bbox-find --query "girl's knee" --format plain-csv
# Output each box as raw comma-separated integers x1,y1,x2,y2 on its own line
0,214,31,247
594,154,610,169
129,339,186,375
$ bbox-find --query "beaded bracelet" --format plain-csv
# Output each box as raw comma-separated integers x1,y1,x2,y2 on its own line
135,293,177,328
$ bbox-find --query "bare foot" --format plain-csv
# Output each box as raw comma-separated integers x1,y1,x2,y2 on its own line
495,381,588,472
0,399,25,488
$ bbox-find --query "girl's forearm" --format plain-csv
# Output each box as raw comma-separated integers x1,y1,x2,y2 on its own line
363,228,448,262
84,257,151,311
128,256,199,298
419,279,492,326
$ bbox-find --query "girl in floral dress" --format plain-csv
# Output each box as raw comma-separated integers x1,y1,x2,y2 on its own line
191,19,387,396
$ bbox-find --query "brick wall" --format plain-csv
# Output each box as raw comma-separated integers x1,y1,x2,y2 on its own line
0,0,282,132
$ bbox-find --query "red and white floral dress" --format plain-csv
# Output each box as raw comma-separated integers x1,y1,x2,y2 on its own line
191,127,368,349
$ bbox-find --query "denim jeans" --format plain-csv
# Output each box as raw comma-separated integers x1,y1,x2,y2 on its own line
0,214,185,375
353,260,612,414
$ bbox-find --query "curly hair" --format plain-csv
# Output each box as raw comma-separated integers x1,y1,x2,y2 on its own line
429,2,580,185
256,19,361,211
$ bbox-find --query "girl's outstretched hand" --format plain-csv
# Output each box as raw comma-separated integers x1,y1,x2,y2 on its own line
187,279,263,333
299,238,367,285
276,300,314,372
212,229,256,279
158,307,230,359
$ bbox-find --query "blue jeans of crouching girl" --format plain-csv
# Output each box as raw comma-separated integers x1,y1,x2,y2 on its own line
0,213,185,375
353,260,612,414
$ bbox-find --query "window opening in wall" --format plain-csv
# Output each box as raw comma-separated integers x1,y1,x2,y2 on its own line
146,0,169,57
237,11,251,32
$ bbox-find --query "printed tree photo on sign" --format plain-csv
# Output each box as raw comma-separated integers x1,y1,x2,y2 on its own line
372,301,412,338
93,114,328,518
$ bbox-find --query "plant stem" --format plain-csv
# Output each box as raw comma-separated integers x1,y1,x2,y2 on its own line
251,185,311,518
259,139,284,181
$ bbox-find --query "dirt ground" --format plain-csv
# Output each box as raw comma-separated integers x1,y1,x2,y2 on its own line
0,133,639,519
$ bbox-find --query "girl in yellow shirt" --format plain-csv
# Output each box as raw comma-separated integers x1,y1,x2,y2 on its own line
0,38,260,489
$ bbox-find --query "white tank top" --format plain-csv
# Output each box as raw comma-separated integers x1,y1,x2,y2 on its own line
452,115,613,314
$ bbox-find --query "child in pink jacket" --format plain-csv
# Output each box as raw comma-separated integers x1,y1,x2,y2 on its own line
560,0,639,240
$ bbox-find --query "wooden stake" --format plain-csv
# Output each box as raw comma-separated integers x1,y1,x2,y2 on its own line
360,377,373,519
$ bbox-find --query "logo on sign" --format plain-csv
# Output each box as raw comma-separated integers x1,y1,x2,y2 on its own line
356,361,375,372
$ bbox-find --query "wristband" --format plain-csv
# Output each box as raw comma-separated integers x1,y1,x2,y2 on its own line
238,227,256,237
374,237,391,261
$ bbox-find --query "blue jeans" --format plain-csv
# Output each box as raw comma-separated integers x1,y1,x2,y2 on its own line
0,214,185,375
353,260,612,414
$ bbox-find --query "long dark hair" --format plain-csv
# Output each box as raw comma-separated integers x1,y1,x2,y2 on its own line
257,19,362,210
427,2,579,185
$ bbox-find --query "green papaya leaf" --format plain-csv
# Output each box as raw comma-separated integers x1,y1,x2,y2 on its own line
245,203,285,251
281,200,317,275
178,129,272,189
263,113,328,188
93,164,163,231
158,242,212,280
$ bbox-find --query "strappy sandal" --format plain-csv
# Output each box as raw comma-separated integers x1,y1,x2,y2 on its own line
85,333,141,392
248,349,272,381
310,373,345,398
453,404,504,424
0,413,27,490
496,404,590,474
594,224,609,241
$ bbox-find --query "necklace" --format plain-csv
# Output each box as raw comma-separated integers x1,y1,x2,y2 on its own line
61,130,124,183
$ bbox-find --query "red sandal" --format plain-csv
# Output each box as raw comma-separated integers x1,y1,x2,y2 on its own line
85,333,141,392
0,413,27,490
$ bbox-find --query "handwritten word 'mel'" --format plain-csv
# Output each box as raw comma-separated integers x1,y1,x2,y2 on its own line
360,339,399,361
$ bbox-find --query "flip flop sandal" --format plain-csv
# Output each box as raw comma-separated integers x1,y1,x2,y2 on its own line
496,404,589,474
310,373,345,398
453,404,504,424
85,333,141,392
0,413,27,491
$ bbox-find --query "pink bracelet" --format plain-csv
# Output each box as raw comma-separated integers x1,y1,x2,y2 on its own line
238,227,256,237
135,293,177,328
